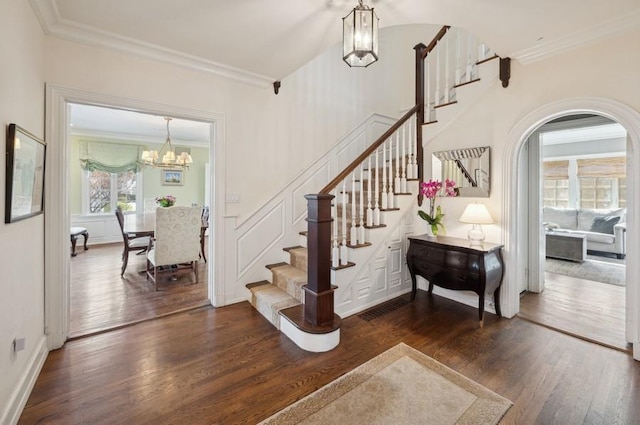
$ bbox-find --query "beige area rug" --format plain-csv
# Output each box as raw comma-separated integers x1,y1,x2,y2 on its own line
259,343,512,425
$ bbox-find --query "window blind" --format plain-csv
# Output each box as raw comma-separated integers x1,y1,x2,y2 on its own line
577,157,626,178
543,160,569,179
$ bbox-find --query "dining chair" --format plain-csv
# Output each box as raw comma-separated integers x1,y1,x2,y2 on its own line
115,207,151,277
144,197,158,213
200,206,210,262
146,206,202,289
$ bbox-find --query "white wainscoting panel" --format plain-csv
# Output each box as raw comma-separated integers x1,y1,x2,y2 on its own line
236,201,285,278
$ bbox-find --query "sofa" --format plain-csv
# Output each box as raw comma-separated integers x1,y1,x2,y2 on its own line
543,207,626,259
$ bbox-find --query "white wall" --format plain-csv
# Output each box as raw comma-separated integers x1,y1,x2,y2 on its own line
0,1,47,423
44,24,437,224
422,27,640,245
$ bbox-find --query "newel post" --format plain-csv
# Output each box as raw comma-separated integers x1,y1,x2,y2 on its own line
304,193,336,326
414,43,427,206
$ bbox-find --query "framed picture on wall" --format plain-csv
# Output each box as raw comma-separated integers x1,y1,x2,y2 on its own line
5,124,46,223
161,169,184,186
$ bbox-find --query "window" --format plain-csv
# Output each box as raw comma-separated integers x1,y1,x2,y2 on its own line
577,157,626,209
86,169,139,214
543,179,569,208
543,156,626,209
579,177,625,209
543,160,569,208
79,140,143,215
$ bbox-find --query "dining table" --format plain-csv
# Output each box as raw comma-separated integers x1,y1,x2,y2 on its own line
124,213,209,262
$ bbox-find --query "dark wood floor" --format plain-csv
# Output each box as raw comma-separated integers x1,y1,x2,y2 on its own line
21,290,640,424
520,271,628,352
69,242,209,338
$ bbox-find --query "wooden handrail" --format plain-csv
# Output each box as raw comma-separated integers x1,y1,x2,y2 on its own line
320,104,419,194
422,26,451,59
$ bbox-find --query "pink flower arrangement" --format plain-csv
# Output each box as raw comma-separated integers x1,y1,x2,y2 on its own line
418,179,458,235
156,195,176,207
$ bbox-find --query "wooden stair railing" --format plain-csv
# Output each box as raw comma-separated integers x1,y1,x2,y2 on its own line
287,25,502,334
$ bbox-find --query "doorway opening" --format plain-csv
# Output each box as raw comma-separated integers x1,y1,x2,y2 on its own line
66,103,213,338
44,85,226,349
518,114,629,351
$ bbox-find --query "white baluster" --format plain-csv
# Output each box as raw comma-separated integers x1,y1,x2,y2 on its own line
478,42,486,62
435,40,441,106
350,172,357,246
359,165,366,244
366,156,373,226
455,27,462,85
382,141,388,209
373,148,380,226
388,136,395,209
425,54,432,122
466,32,473,82
394,132,401,193
401,125,407,193
444,35,450,104
406,120,413,179
332,190,339,268
412,118,419,179
340,181,348,265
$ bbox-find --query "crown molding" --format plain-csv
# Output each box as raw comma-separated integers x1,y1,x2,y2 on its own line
29,0,274,88
512,9,640,65
70,128,210,148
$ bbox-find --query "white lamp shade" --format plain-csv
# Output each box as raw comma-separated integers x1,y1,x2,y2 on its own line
459,203,494,224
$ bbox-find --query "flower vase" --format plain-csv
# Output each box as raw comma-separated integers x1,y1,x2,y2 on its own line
425,224,438,240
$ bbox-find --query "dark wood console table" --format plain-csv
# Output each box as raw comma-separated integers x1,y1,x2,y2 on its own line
406,234,504,326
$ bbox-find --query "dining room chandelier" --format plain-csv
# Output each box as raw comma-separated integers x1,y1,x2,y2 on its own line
342,0,379,67
139,117,193,169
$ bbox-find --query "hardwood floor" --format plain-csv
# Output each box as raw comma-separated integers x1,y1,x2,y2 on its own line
519,271,628,352
69,242,209,338
21,291,640,424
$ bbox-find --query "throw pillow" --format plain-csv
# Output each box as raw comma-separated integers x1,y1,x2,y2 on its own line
590,215,621,234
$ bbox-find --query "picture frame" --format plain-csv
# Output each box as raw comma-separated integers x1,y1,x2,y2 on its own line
161,169,184,186
5,124,46,223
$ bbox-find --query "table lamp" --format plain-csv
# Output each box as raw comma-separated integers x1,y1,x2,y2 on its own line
459,203,494,245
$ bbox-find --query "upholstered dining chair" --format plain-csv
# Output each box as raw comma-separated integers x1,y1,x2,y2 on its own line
115,207,151,277
146,206,202,290
144,197,158,213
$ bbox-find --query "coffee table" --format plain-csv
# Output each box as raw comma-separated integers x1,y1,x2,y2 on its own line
545,231,587,262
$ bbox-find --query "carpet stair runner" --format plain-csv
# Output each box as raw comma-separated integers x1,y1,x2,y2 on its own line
247,247,308,329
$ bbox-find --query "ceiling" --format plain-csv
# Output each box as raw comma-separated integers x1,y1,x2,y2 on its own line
32,0,640,82
69,104,212,147
33,0,640,140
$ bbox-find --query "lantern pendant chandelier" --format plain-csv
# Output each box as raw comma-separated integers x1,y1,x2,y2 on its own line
139,117,193,169
342,0,379,67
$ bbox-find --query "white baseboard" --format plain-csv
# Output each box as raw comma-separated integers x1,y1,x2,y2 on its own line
1,335,49,425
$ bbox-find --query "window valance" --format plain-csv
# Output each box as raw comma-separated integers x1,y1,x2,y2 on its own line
79,141,142,173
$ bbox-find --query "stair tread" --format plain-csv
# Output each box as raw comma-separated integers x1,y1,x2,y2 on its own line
283,245,304,252
272,264,306,279
266,262,288,270
332,261,356,271
249,283,301,329
245,280,271,290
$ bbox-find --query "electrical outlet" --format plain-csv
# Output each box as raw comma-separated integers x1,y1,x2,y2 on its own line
13,338,25,352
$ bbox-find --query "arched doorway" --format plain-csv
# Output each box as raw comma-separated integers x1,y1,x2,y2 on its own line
501,97,640,360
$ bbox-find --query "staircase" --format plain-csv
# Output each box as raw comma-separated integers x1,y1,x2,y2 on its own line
246,25,506,351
